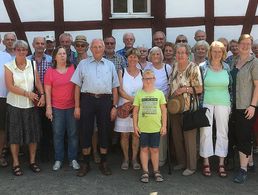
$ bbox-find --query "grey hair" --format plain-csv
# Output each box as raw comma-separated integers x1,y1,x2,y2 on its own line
148,46,164,62
193,40,209,52
14,40,29,49
174,43,192,56
123,33,135,41
59,33,73,42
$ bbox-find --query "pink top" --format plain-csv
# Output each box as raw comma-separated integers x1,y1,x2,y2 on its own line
44,65,75,109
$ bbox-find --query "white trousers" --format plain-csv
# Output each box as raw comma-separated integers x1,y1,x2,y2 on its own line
199,104,231,158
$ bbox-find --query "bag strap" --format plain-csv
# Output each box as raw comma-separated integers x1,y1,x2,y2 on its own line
189,82,199,111
164,63,169,80
31,60,36,91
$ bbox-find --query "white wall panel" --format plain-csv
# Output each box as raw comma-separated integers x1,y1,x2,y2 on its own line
166,0,204,18
0,0,11,23
14,0,54,22
214,26,242,41
250,25,258,39
166,26,205,47
64,0,102,21
112,29,152,51
215,0,248,16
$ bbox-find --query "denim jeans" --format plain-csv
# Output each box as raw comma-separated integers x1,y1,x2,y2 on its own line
52,107,78,162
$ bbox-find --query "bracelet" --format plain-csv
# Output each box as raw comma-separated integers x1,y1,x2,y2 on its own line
186,87,189,93
250,105,257,108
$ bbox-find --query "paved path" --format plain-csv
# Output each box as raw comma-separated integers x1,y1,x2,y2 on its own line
0,153,258,195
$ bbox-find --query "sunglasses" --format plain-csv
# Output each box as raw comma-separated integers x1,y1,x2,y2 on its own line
176,40,187,43
105,42,115,45
75,44,86,48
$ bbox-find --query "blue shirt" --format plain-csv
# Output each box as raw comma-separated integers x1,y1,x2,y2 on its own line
27,53,52,84
71,57,120,94
0,51,12,97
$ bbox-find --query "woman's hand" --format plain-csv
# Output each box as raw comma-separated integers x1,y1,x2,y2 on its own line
26,91,39,102
134,126,140,137
174,87,185,96
245,106,256,119
37,95,45,107
46,107,53,121
74,107,80,120
160,126,167,136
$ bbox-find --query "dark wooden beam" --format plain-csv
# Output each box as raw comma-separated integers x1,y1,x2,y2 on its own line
204,0,214,43
215,16,245,25
109,19,152,29
102,0,112,38
241,0,258,34
151,0,166,34
3,0,30,52
54,0,64,44
166,17,204,27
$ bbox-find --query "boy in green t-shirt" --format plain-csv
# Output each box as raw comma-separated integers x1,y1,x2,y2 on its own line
133,69,167,183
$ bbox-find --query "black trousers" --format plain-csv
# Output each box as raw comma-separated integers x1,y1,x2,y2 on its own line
79,94,112,149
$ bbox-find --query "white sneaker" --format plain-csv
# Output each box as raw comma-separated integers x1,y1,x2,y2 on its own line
182,169,195,176
70,160,80,170
53,161,62,171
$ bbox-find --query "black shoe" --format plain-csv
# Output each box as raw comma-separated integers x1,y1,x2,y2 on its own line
99,162,112,176
77,163,90,177
247,164,256,173
233,168,247,184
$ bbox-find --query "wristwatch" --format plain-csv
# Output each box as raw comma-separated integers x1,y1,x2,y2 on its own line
112,104,118,109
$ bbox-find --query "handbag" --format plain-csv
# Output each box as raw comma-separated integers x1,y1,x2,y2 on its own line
167,94,184,114
31,60,40,107
117,102,133,118
182,87,210,131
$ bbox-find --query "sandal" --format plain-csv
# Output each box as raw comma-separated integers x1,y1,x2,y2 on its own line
0,157,8,167
154,171,164,182
202,165,211,177
29,163,41,173
132,160,141,170
140,171,149,183
1,147,9,158
12,165,23,176
218,165,227,178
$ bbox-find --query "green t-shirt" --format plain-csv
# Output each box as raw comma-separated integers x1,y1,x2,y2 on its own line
204,69,230,106
133,89,166,133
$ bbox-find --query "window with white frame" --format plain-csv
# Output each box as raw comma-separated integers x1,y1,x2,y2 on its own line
111,0,151,18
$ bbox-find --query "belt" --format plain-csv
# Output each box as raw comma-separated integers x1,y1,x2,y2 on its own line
82,92,111,98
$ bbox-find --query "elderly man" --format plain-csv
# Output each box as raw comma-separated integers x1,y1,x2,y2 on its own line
59,33,76,65
27,36,52,162
104,36,126,72
116,32,135,61
153,31,166,49
0,36,12,167
2,33,16,59
71,39,119,176
194,30,207,41
45,35,56,56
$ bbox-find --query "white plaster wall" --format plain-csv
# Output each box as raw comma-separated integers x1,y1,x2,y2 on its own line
64,0,102,21
250,25,258,39
255,5,258,16
166,26,206,47
112,29,152,51
166,0,204,18
214,25,243,41
14,0,54,22
0,0,11,23
214,0,248,16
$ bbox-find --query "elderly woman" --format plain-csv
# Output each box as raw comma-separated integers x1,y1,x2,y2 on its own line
114,48,143,170
5,40,45,176
225,39,239,68
199,41,232,177
230,34,258,184
44,46,79,171
218,37,229,52
169,43,203,176
163,42,175,66
145,46,172,166
74,35,89,66
137,45,151,70
193,40,209,65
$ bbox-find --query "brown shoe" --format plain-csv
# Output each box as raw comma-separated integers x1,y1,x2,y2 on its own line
99,162,112,176
76,163,90,177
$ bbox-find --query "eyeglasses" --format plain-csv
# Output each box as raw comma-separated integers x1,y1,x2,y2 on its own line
176,40,187,43
142,77,155,81
75,44,86,48
105,42,115,45
15,48,28,52
140,50,148,53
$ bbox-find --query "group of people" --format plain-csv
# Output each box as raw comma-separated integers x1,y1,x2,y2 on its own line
0,30,257,185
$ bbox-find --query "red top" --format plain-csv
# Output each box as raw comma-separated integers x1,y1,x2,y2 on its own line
44,65,75,109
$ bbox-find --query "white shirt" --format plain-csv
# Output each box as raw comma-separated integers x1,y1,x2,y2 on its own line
5,59,35,108
0,51,12,97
